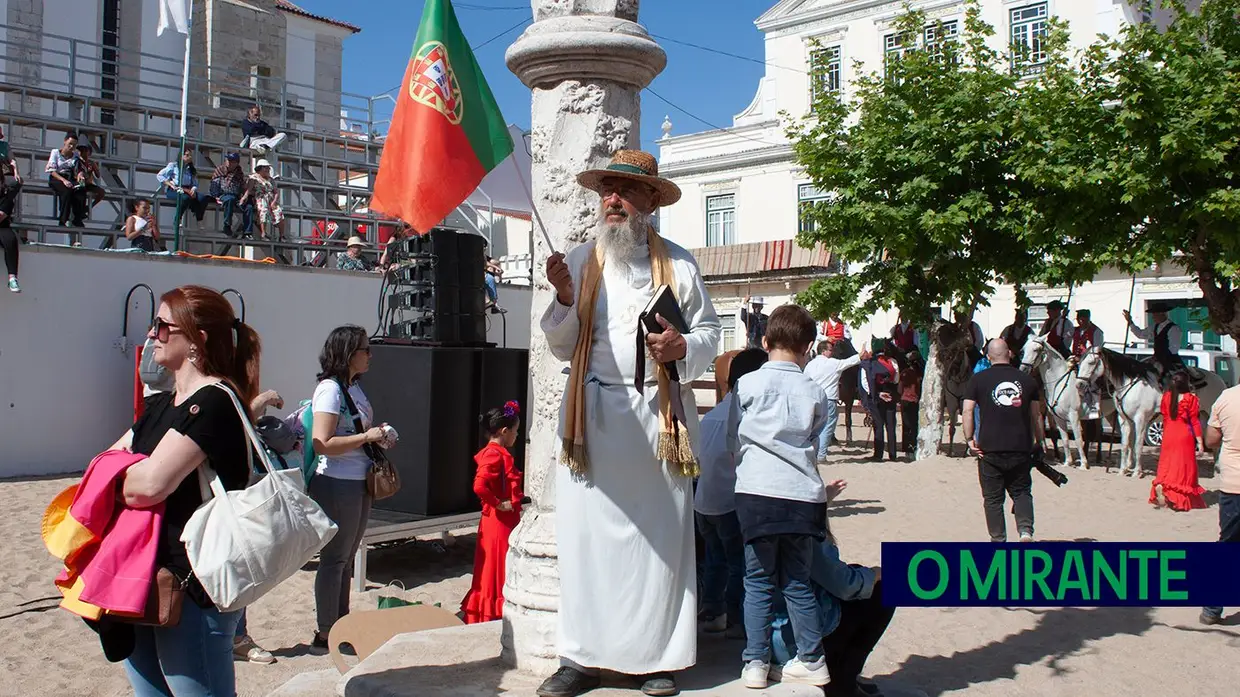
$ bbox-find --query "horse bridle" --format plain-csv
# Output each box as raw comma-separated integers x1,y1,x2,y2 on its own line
1022,342,1076,414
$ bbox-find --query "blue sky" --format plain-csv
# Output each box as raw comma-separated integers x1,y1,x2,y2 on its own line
294,0,771,152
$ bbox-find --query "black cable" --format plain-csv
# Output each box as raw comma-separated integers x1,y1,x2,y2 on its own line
649,33,806,74
644,86,786,148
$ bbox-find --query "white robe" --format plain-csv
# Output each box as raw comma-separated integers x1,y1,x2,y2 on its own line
541,238,721,674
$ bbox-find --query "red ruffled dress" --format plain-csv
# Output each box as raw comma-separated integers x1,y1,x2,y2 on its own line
461,442,524,623
1149,392,1207,511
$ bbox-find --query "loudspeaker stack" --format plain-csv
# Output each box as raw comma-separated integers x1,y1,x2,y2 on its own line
386,227,489,345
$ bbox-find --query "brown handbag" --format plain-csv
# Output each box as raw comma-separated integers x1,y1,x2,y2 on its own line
114,567,187,627
337,378,401,500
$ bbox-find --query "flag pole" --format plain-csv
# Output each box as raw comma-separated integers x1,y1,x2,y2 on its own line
510,155,557,256
172,15,192,253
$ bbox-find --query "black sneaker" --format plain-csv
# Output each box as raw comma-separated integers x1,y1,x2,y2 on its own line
640,672,678,696
536,667,600,697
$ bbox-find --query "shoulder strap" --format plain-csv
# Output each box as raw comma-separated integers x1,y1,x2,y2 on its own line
336,379,380,463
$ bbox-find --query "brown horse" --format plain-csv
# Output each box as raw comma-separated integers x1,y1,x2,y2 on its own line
713,350,743,401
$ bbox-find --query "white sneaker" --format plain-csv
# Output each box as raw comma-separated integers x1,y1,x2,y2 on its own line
780,656,829,686
1019,533,1034,543
741,660,769,689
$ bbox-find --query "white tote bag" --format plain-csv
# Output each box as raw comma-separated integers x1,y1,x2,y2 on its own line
181,383,338,612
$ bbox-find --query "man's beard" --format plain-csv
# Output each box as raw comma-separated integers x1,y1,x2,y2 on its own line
596,204,649,271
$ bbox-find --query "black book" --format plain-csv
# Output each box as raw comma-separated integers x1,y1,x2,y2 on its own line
640,284,688,336
636,284,689,392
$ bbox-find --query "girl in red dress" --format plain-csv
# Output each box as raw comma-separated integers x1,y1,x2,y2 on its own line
1150,372,1207,511
461,401,524,623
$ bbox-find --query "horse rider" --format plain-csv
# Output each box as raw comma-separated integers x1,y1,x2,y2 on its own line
891,313,918,353
1123,302,1188,383
1038,300,1074,357
740,296,769,349
1000,308,1034,357
822,312,850,344
955,310,985,366
1071,309,1107,419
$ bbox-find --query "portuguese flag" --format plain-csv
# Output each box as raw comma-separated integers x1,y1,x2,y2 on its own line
371,0,514,233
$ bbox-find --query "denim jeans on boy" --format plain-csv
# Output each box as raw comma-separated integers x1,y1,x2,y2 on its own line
485,273,499,303
697,511,744,623
742,534,824,664
1203,492,1240,619
817,400,839,461
124,600,242,697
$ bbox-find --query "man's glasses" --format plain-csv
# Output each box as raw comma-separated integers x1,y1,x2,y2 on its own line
150,317,183,343
599,181,652,202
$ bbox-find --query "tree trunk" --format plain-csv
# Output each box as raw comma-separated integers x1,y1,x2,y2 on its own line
1191,250,1240,342
916,328,945,461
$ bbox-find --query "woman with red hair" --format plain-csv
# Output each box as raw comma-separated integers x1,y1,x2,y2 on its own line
102,285,262,696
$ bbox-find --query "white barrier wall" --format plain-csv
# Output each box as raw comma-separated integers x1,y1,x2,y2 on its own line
0,246,531,478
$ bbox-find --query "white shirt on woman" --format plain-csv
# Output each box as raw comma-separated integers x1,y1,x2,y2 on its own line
311,379,373,480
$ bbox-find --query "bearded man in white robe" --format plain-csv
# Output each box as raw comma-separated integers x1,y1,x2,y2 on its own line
535,150,721,697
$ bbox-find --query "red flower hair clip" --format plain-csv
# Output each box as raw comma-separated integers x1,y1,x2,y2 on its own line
503,400,520,418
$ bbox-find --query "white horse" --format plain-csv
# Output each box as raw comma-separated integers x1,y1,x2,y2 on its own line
1019,336,1094,468
1075,347,1163,477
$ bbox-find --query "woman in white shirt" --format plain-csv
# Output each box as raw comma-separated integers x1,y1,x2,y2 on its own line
307,325,388,654
124,199,162,252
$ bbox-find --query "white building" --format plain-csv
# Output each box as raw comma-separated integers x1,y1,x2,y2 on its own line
659,0,1228,356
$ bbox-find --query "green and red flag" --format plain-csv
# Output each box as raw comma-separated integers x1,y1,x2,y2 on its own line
371,0,514,233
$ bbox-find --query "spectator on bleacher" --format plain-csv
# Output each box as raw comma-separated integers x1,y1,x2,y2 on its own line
124,199,163,252
0,127,21,293
157,148,209,231
378,221,414,270
240,105,287,154
76,142,106,211
246,159,285,242
45,132,87,232
210,152,252,238
336,236,376,272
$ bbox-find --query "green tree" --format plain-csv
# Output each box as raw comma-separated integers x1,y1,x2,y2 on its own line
1016,0,1240,339
789,1,1061,457
791,1,1044,328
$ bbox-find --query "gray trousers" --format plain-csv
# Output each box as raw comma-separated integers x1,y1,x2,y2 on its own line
308,475,372,634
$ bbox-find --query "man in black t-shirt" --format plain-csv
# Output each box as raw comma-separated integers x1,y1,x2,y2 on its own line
963,339,1045,543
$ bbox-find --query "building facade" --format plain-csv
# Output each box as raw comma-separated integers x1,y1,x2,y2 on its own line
659,0,1229,356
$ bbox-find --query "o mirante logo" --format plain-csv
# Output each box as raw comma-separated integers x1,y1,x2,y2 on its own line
881,542,1240,607
410,40,464,125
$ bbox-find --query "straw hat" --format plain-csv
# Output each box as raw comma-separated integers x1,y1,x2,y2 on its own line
577,149,681,206
346,236,368,249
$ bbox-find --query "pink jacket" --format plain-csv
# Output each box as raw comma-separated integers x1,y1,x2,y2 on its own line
44,450,163,619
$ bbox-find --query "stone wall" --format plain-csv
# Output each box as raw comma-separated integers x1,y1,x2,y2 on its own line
199,0,288,123
312,32,343,135
4,0,43,118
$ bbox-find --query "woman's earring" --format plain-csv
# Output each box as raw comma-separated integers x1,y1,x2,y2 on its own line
188,347,199,364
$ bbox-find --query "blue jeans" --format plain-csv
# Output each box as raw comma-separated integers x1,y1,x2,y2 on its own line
1203,492,1240,619
697,511,744,622
124,600,242,697
484,273,499,303
235,608,248,637
743,534,823,664
218,194,253,235
818,400,839,461
164,189,209,228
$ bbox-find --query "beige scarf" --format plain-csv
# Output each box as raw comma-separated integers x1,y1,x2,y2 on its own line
560,227,698,478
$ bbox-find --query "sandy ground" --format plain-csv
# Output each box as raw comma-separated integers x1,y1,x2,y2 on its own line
3,438,1237,697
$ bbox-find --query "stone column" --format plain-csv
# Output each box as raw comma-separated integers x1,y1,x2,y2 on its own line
501,1,666,675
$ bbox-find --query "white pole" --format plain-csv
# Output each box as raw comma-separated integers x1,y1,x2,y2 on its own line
510,155,557,255
173,15,192,251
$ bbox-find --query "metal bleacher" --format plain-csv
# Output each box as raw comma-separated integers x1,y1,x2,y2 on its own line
0,30,396,266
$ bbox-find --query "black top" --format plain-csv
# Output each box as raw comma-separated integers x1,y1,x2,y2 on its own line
964,364,1042,454
735,493,827,544
132,384,252,607
1154,321,1179,362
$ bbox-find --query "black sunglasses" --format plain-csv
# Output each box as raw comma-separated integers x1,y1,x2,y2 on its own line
150,317,183,343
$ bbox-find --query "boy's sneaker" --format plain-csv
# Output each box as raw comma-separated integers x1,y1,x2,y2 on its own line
699,613,727,633
741,660,770,689
7,277,19,293
781,656,829,686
